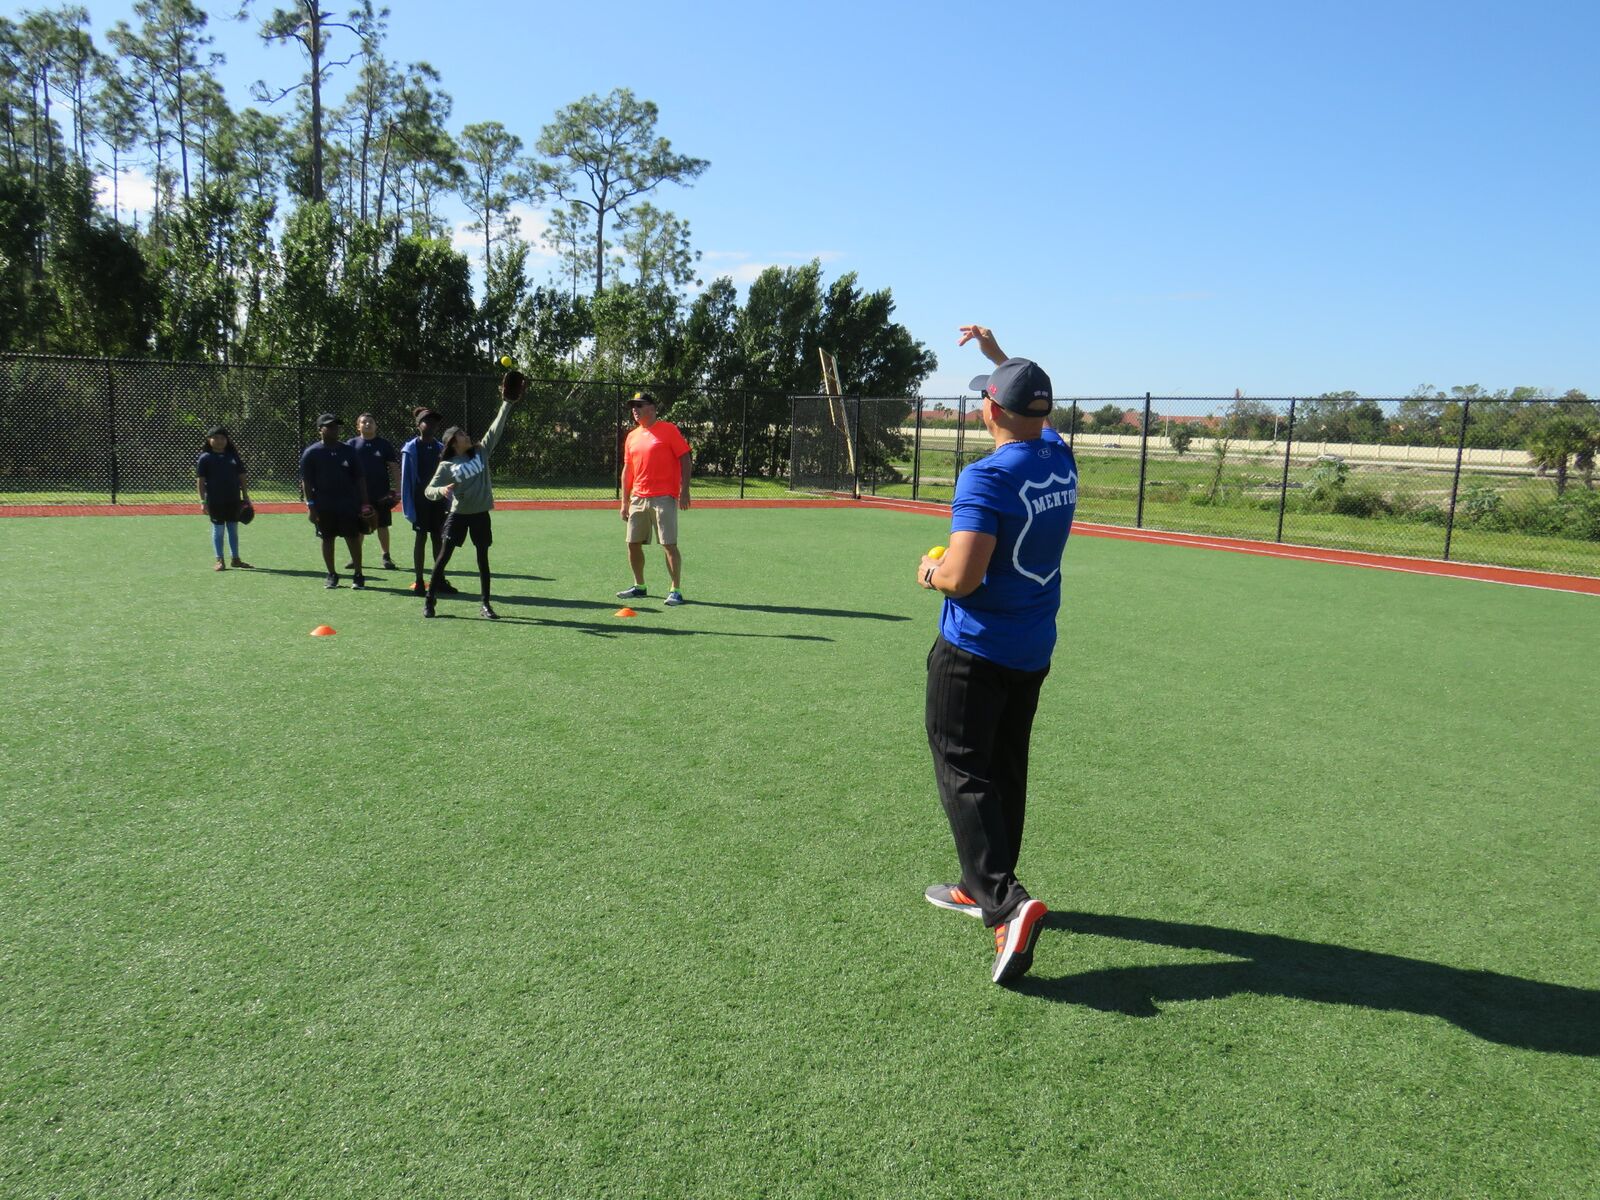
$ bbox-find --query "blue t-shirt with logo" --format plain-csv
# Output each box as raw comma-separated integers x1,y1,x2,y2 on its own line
347,435,398,503
939,436,1078,672
299,442,364,514
195,449,246,506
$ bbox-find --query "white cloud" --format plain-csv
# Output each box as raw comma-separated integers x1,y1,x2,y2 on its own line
93,167,158,221
701,248,848,287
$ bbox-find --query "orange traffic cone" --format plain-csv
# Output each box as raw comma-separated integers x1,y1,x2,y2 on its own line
310,625,337,637
614,607,637,618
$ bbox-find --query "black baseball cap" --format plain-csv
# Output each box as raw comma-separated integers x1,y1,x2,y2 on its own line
628,391,657,407
205,425,229,438
413,407,443,422
968,358,1053,417
316,412,343,427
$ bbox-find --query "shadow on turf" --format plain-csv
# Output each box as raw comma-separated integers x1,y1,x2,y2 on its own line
685,600,911,622
1012,911,1599,1056
472,613,830,641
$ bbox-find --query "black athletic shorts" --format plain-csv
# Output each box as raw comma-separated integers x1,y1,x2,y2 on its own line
442,509,492,549
206,499,242,525
411,498,447,535
313,510,364,540
367,506,392,530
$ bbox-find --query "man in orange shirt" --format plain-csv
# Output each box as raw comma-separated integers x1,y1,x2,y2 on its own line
617,391,693,606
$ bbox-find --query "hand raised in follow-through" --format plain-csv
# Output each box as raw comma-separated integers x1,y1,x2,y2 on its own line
957,324,1007,366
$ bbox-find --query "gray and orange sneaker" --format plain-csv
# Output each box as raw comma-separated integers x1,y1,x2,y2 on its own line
924,883,983,918
992,898,1048,985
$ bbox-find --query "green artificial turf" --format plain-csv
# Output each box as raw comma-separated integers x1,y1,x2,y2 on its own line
2,508,1596,1199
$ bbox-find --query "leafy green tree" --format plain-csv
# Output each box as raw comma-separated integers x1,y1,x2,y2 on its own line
260,199,345,363
616,201,698,293
1092,403,1126,430
589,281,685,381
368,234,476,369
0,171,51,348
1298,395,1386,443
533,88,707,293
680,276,744,391
737,260,822,393
481,238,532,362
1168,424,1194,455
1050,405,1084,436
39,164,155,354
1221,397,1277,439
512,284,589,376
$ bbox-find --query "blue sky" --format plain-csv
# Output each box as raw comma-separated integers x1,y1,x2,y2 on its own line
84,0,1598,397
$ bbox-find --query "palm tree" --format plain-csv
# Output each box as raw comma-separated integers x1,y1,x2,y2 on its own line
1573,428,1599,491
1524,417,1591,496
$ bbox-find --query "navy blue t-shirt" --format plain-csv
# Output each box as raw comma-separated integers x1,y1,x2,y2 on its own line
195,449,246,506
299,441,364,514
347,435,398,502
939,436,1078,672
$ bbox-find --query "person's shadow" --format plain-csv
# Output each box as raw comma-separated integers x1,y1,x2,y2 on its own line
1011,911,1598,1056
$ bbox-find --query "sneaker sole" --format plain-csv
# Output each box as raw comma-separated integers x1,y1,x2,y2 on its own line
993,899,1048,985
924,892,984,919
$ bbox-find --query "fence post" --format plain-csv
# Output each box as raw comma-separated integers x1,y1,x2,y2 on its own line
105,361,119,504
737,389,749,499
613,384,623,500
1443,397,1471,561
850,397,862,499
1276,397,1297,543
954,395,967,492
912,399,924,502
787,397,797,492
1135,392,1151,528
295,368,305,453
1068,399,1078,451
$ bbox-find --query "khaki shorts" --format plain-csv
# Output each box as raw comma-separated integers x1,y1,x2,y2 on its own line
626,495,679,545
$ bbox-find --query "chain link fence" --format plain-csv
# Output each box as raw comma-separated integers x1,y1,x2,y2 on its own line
6,355,1597,578
0,354,789,505
788,394,1600,578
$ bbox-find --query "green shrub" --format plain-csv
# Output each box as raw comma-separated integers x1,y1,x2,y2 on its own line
1303,458,1349,509
1458,484,1503,525
1332,486,1391,518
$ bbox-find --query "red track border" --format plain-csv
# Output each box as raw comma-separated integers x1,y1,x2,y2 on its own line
4,495,1596,596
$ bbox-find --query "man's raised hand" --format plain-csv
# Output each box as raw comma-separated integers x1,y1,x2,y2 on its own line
957,324,1007,366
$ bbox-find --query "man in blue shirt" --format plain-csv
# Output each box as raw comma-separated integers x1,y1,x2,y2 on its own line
299,413,374,589
917,324,1078,985
347,412,401,572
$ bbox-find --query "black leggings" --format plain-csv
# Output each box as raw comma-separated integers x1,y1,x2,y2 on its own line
428,541,491,600
412,527,442,582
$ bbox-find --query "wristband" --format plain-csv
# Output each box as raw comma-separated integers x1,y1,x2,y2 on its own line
923,566,937,588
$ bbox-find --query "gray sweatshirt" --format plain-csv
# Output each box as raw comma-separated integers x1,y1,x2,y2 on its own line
425,402,510,514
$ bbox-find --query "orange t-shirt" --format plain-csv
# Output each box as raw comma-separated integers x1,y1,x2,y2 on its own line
624,421,691,498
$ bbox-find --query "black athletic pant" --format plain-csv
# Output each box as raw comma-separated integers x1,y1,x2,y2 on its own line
427,542,491,601
925,635,1050,927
